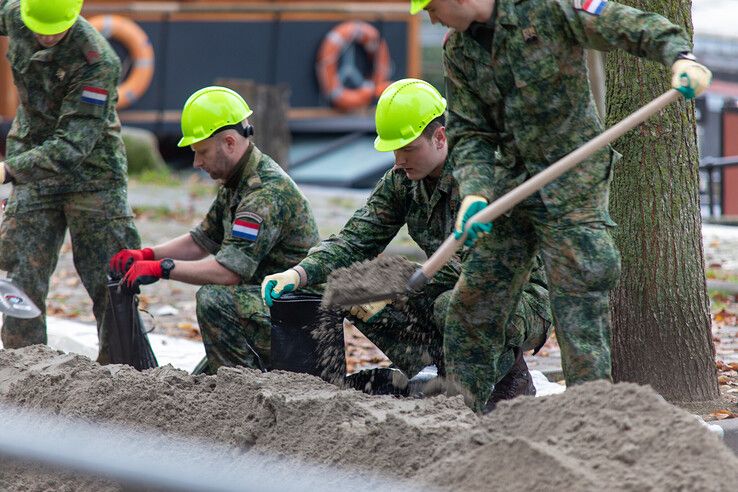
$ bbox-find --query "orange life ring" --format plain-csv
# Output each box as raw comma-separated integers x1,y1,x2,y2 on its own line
316,21,391,111
89,15,155,109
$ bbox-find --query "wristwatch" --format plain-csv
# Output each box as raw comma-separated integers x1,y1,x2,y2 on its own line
675,52,697,62
160,258,175,279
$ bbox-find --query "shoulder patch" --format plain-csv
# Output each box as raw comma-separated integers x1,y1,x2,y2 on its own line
232,213,262,241
85,49,101,64
80,86,109,106
573,0,607,15
235,211,263,223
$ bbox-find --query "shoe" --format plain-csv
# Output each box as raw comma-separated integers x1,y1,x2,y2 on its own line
344,368,409,396
483,348,536,414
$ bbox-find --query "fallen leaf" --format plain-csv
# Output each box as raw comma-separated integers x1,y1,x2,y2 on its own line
710,409,738,420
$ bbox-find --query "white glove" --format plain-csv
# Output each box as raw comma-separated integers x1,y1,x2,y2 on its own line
349,299,391,322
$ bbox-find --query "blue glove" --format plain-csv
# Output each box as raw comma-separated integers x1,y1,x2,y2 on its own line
454,195,493,247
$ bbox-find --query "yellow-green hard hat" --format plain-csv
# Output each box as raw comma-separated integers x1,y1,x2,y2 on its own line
374,78,446,152
409,0,432,14
21,0,83,36
178,86,254,147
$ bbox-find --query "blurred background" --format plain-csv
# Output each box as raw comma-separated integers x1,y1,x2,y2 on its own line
0,0,734,209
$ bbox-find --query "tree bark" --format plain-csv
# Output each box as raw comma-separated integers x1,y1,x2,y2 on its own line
606,0,719,402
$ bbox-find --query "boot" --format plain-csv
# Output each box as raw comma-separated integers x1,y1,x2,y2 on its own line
483,348,536,414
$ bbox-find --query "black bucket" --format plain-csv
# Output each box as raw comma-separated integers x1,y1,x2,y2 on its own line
269,293,345,381
104,278,158,370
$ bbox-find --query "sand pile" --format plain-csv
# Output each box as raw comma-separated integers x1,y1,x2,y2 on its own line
0,345,737,491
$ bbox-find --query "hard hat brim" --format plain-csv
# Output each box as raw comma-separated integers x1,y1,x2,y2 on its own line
374,134,417,152
21,11,76,36
177,135,205,148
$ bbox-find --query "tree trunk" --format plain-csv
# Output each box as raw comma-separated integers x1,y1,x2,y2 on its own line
606,0,719,402
214,79,292,170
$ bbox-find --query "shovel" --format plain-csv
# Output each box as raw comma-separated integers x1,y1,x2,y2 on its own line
334,89,682,306
0,278,41,319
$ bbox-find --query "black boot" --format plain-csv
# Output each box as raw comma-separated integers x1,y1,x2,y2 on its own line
483,349,536,414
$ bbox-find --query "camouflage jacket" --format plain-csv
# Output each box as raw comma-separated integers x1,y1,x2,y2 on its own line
298,162,463,292
299,162,552,320
191,143,320,284
0,0,127,195
444,0,691,214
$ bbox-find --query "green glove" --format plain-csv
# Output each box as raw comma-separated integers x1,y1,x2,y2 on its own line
454,195,493,247
671,59,712,100
261,269,300,307
349,299,391,323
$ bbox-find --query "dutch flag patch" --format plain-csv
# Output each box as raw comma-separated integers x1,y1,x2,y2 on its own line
574,0,607,15
81,86,109,106
232,212,262,241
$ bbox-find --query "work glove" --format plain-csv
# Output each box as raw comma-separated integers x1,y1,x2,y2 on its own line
122,260,163,289
671,59,712,100
349,299,391,323
261,269,300,307
109,248,155,274
454,195,493,247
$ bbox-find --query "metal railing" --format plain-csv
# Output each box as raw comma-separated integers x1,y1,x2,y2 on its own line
700,155,738,218
0,403,420,492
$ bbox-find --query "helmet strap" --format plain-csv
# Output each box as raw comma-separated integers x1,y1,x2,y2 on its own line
212,123,254,139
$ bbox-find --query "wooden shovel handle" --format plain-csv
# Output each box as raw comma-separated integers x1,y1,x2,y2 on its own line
416,89,682,283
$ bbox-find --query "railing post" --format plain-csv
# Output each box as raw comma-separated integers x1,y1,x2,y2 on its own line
707,164,715,217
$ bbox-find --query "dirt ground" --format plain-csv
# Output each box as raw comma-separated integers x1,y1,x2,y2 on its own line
0,345,737,491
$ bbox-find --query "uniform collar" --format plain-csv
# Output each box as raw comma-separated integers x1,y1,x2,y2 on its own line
411,160,455,204
497,0,519,27
224,141,256,190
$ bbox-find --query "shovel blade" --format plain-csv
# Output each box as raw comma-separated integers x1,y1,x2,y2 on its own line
0,279,41,319
325,289,407,309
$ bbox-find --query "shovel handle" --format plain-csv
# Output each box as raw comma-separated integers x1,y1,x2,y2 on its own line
413,89,682,286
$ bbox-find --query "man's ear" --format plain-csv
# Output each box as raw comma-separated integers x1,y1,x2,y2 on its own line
223,133,238,151
434,126,447,149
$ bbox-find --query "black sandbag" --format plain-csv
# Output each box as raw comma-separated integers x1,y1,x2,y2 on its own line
269,293,344,381
104,277,158,370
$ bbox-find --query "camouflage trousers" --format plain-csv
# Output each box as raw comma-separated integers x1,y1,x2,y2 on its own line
445,192,621,412
196,283,272,373
352,278,552,380
0,188,140,356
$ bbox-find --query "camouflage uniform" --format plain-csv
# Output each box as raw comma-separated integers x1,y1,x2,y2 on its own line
192,143,319,372
0,1,140,354
299,161,552,378
443,0,692,409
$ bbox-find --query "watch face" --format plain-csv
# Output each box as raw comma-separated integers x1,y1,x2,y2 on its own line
161,259,175,277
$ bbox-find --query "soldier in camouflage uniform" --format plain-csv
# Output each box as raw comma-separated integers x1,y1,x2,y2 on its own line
262,79,552,402
111,86,319,373
410,0,712,411
0,0,140,358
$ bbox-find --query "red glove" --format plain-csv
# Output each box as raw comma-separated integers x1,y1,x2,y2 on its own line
122,260,163,289
109,248,155,274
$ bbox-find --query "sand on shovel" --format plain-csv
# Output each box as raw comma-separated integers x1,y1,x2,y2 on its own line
1,345,737,491
322,256,417,308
